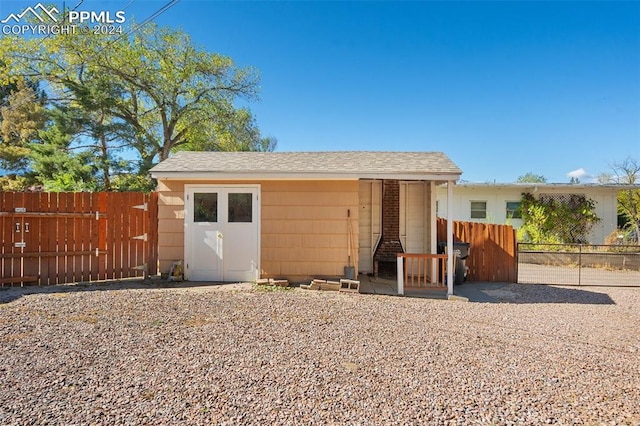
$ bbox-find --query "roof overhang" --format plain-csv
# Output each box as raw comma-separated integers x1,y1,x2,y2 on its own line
438,183,639,191
151,171,461,182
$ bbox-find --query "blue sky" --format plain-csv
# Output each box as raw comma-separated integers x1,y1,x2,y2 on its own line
3,0,639,183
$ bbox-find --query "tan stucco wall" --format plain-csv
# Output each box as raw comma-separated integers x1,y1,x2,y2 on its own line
156,179,359,281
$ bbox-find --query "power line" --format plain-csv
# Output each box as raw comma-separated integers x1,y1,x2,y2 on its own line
100,0,180,54
127,0,179,34
122,0,136,11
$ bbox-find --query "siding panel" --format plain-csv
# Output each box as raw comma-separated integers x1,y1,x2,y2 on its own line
156,179,359,281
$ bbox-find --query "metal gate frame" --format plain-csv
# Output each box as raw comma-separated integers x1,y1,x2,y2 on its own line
517,243,640,287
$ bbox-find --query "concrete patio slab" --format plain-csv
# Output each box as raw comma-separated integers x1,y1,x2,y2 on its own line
357,275,448,299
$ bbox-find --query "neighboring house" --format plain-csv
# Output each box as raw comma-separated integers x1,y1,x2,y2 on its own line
150,151,462,288
436,183,636,244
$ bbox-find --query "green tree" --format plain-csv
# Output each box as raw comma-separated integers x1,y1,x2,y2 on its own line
50,80,134,191
606,158,640,242
516,172,547,183
28,128,98,191
0,79,47,171
1,21,276,190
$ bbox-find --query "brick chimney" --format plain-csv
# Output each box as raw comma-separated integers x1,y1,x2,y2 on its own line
373,180,404,276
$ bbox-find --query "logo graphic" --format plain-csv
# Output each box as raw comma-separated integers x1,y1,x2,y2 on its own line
2,3,126,36
1,3,59,24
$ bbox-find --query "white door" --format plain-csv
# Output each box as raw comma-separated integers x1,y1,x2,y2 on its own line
185,185,260,282
358,180,382,274
400,182,427,253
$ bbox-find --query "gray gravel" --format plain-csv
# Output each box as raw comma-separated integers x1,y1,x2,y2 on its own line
1,282,639,425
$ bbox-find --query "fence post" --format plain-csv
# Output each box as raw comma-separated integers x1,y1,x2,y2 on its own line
578,244,582,286
397,255,404,295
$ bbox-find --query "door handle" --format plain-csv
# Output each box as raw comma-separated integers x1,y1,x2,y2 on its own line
218,233,223,239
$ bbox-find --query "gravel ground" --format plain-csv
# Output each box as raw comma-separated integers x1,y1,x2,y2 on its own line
1,282,639,425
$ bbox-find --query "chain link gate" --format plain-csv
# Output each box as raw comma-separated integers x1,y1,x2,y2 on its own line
518,243,640,286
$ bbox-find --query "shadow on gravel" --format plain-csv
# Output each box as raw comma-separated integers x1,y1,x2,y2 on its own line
0,279,249,304
455,283,616,305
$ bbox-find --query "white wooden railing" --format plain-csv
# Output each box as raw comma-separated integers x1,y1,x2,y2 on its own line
396,253,449,295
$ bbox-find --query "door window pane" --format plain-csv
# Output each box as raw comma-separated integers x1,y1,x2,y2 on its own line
228,193,252,222
194,193,218,222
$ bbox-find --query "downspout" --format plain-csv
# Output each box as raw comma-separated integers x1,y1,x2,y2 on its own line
447,180,454,296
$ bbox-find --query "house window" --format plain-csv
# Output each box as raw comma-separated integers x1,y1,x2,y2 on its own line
470,201,487,219
506,201,522,219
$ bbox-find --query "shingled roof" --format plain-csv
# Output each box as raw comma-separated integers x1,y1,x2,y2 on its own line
150,151,462,181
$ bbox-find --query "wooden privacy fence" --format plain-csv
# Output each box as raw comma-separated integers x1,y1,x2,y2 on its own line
437,218,517,282
0,192,158,286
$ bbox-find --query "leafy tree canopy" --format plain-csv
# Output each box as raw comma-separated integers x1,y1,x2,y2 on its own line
0,20,275,191
516,172,547,183
0,79,47,171
601,157,640,243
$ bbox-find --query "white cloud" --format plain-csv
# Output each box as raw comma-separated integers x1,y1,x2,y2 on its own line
567,168,590,180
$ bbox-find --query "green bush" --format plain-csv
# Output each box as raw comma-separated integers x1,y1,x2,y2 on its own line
518,193,600,244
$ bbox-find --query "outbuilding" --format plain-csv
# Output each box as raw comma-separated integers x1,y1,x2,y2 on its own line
150,151,462,294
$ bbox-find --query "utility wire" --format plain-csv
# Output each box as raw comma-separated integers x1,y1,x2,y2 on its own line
122,0,136,11
65,0,181,67
128,0,179,33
